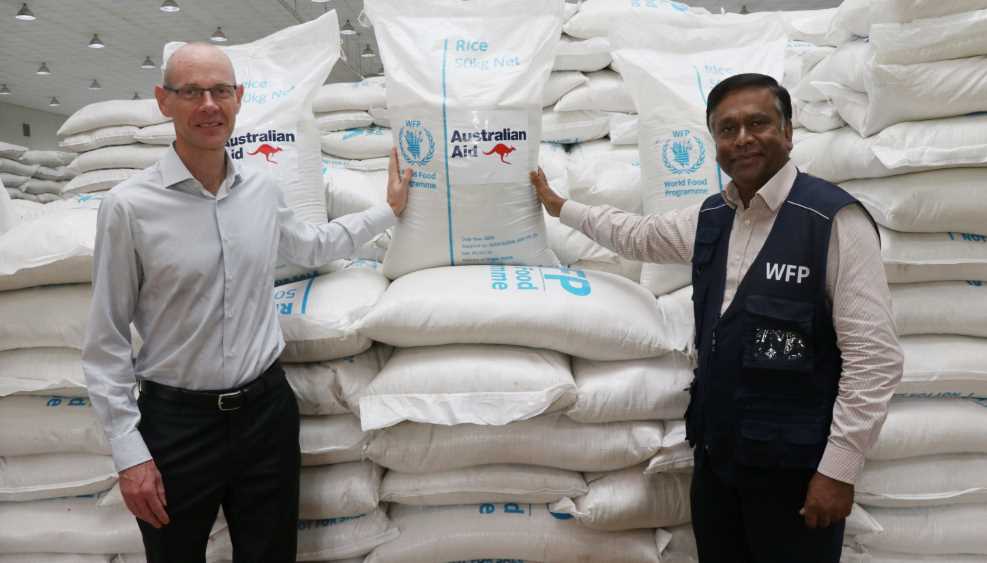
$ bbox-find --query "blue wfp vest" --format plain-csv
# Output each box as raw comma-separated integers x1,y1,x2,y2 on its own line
686,172,864,472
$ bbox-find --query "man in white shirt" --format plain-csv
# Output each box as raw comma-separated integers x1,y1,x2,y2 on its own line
81,43,409,563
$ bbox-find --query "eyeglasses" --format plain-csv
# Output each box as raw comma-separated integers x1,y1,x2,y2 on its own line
163,83,237,101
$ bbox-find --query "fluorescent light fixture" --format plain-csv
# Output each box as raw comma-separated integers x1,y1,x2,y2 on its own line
0,84,11,95
49,96,60,107
141,56,156,70
88,33,105,48
361,44,376,58
340,19,356,36
89,79,102,90
210,26,228,43
37,62,51,75
159,0,180,13
15,3,35,21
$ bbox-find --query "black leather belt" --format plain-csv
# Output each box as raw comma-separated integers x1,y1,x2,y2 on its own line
139,360,285,412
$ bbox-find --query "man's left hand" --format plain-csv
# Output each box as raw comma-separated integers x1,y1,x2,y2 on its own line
800,472,854,529
387,148,412,217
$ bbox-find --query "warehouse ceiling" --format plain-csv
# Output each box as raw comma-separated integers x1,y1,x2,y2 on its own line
0,0,381,116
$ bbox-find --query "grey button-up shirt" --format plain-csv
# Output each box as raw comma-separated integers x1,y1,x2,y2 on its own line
81,147,395,471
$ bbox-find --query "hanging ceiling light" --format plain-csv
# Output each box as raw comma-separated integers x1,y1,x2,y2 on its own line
340,19,356,36
141,56,156,70
15,3,35,21
89,79,102,90
210,26,228,43
132,92,141,100
311,0,330,3
361,44,376,58
0,84,11,95
49,96,60,107
159,0,180,13
36,62,51,75
88,33,105,49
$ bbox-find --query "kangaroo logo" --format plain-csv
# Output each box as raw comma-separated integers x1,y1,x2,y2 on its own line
398,122,436,167
248,144,283,164
483,143,517,165
660,132,705,175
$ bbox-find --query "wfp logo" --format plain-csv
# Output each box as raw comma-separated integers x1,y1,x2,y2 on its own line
399,121,436,167
660,130,705,175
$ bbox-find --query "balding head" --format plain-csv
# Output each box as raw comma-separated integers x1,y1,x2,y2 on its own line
163,42,236,88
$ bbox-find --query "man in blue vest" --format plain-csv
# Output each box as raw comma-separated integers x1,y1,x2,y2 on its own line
531,73,902,562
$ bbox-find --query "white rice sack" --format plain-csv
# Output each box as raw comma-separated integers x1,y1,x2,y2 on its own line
543,71,588,107
896,335,987,399
0,498,142,555
132,122,175,146
796,100,846,133
367,0,562,279
315,111,374,134
871,114,987,171
359,344,575,431
57,99,170,138
555,69,634,113
0,396,108,457
60,125,138,153
645,419,693,474
858,504,987,556
7,190,38,202
0,348,87,397
609,112,639,145
300,414,368,466
2,556,112,563
33,166,75,182
319,127,392,160
868,398,987,460
779,9,840,45
35,193,61,204
870,8,987,65
63,169,139,195
19,179,65,195
0,158,39,178
0,454,115,502
366,413,663,473
569,160,642,212
842,169,987,234
67,145,166,174
551,466,691,531
793,40,871,103
659,524,697,563
789,128,894,184
322,156,387,218
312,78,387,113
0,142,28,159
364,503,661,563
562,0,704,39
538,141,569,181
368,105,390,128
880,228,987,284
567,139,638,189
0,284,90,352
0,208,95,291
0,173,28,189
784,41,835,93
542,109,610,144
19,150,80,168
296,509,399,562
890,281,987,337
380,464,588,506
358,265,693,360
285,346,386,415
856,454,987,508
568,352,692,424
553,36,612,72
164,12,340,227
544,214,629,272
847,551,987,563
276,267,389,362
300,461,381,519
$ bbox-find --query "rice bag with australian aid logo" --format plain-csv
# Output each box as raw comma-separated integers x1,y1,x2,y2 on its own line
609,14,786,295
163,11,341,281
365,0,563,279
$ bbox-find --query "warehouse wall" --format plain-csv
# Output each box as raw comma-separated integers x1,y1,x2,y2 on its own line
0,102,67,150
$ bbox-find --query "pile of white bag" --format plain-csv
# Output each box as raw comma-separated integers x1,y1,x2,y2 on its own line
1,140,78,203
788,1,987,560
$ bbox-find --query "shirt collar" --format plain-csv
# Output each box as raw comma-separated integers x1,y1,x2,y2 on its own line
160,144,241,195
723,159,798,213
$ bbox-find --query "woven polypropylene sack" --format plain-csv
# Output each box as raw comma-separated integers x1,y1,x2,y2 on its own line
380,464,588,506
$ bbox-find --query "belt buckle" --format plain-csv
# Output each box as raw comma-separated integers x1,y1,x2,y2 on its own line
217,391,242,412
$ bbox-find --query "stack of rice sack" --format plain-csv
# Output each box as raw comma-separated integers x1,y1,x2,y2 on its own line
789,1,987,560
316,78,392,170
0,140,78,203
56,99,173,197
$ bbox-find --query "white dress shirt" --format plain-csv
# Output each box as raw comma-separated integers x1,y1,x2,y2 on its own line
82,147,396,471
560,160,903,484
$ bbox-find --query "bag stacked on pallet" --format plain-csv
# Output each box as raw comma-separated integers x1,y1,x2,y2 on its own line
786,2,987,559
1,140,78,202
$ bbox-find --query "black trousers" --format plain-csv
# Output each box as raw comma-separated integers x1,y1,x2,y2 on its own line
136,369,300,563
690,453,845,563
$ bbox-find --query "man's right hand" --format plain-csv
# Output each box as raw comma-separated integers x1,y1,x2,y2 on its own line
120,459,170,528
530,168,566,218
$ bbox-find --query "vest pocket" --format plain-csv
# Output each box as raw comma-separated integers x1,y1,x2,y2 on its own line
736,417,828,468
742,295,814,373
